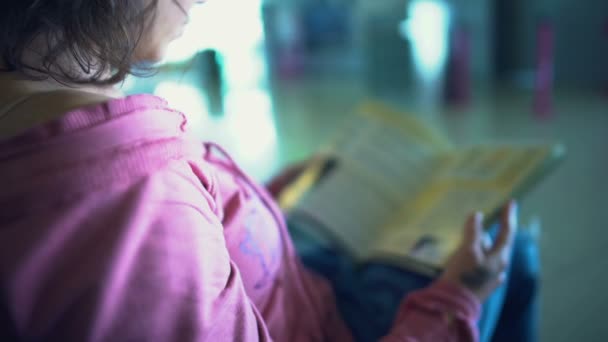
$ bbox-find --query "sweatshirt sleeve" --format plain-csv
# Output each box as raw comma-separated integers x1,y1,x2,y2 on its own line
381,280,481,342
3,174,275,342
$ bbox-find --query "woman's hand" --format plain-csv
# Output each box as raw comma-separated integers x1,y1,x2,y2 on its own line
440,201,518,302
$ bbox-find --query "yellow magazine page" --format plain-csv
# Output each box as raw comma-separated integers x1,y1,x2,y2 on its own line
283,103,446,260
367,144,563,273
280,101,449,211
358,101,452,151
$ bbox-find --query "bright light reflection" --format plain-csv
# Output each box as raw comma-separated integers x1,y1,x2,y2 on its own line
153,82,279,180
154,82,209,135
164,0,264,64
154,0,276,179
222,89,279,178
400,0,451,81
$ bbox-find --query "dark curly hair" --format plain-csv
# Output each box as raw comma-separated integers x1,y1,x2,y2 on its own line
0,0,161,85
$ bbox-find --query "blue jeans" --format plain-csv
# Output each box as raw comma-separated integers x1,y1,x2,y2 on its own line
289,221,539,342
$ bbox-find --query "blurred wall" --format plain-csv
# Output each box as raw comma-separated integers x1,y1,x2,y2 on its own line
355,0,413,93
553,0,608,86
262,0,608,88
496,0,608,87
450,0,494,81
356,0,496,91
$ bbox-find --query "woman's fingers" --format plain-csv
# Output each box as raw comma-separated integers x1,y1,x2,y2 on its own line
489,201,518,259
463,212,484,248
443,205,518,302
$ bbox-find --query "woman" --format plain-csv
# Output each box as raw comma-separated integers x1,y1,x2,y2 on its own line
0,1,537,341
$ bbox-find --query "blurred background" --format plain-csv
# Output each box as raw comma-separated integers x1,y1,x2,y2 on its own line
123,0,608,340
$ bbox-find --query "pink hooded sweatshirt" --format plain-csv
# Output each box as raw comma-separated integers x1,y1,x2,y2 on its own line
0,95,480,341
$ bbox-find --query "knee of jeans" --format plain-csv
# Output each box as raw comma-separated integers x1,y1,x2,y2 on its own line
509,231,540,298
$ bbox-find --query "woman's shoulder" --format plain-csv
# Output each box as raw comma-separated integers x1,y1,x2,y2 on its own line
0,78,119,139
0,82,199,204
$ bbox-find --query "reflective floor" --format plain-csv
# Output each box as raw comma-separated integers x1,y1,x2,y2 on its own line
272,81,608,342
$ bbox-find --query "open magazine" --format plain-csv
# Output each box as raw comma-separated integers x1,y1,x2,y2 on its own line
279,101,565,276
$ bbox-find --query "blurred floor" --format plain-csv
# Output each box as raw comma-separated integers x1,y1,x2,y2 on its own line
128,70,608,341
276,80,608,342
268,76,608,342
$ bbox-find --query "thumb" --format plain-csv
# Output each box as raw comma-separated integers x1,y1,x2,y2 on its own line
463,212,484,247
